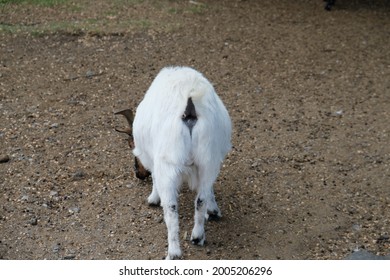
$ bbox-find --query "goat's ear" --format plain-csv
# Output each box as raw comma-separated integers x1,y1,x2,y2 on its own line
115,109,134,126
114,109,134,135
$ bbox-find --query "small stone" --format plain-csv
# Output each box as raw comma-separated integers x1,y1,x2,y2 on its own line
50,191,58,197
30,218,38,226
72,170,86,181
21,195,29,201
86,70,94,78
0,155,10,163
52,243,61,253
68,206,80,214
345,249,390,260
50,123,59,129
377,235,389,244
352,224,361,231
63,255,76,260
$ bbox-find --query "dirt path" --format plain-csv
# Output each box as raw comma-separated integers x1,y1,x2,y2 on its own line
0,0,389,259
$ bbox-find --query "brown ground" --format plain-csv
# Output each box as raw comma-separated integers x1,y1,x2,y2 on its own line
0,0,389,260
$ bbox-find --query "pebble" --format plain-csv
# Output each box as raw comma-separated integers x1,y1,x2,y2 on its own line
0,155,10,163
352,224,361,231
50,191,58,197
72,170,86,181
68,207,80,214
52,243,61,253
86,70,94,78
50,123,59,129
377,235,389,244
344,249,390,260
30,217,38,226
63,255,76,260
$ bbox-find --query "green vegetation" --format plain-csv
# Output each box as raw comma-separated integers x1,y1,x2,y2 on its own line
0,0,208,35
0,0,67,6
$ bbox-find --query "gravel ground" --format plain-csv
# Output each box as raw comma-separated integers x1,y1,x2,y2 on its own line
0,0,389,259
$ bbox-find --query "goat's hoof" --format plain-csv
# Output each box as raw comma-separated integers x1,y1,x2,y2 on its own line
191,238,203,246
207,210,222,221
191,234,205,246
147,200,160,207
165,254,181,260
165,249,182,260
147,194,160,206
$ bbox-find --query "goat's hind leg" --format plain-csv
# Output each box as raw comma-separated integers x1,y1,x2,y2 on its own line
191,187,221,245
162,201,181,259
191,192,207,246
155,166,182,260
191,167,219,246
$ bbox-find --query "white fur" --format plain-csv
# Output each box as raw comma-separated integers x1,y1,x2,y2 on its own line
132,66,231,259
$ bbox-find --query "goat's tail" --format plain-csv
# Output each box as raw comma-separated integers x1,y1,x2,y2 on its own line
173,67,213,135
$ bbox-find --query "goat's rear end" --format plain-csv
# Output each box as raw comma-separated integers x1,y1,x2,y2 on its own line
130,66,231,259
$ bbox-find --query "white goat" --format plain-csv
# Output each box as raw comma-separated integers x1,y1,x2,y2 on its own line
115,66,231,259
